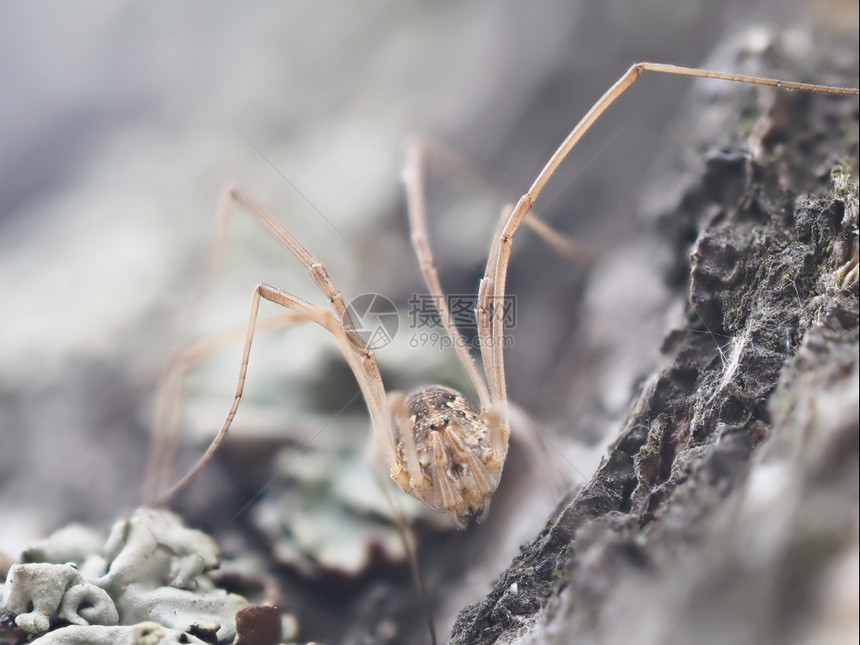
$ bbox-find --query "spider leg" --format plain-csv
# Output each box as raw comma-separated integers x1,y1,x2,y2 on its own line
406,136,600,261
404,135,601,468
402,138,602,411
214,185,366,353
483,63,860,444
218,190,396,471
150,186,396,504
153,283,389,505
257,285,389,448
473,203,513,470
427,431,465,529
143,312,304,503
441,426,494,502
402,142,492,409
389,392,429,497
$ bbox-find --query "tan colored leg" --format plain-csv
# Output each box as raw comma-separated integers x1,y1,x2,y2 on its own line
152,283,389,506
429,432,464,529
150,184,395,504
402,137,604,413
143,313,304,503
442,426,493,500
484,63,859,438
214,185,366,353
402,143,492,409
477,204,511,408
404,136,600,265
389,392,429,494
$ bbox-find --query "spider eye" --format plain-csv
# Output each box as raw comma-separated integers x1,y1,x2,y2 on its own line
429,422,436,430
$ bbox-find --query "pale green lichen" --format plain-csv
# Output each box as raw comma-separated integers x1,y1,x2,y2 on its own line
22,524,106,573
1,562,118,634
27,621,210,644
97,507,220,593
0,508,253,644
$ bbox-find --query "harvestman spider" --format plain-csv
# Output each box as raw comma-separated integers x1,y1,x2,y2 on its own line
144,63,858,529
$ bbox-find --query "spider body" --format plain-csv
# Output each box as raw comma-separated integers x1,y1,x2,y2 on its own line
393,385,503,525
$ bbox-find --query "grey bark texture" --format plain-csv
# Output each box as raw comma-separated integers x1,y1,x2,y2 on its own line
449,31,859,645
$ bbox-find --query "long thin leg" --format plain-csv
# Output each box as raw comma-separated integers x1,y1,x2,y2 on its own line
257,285,390,464
153,283,390,505
223,192,396,462
215,186,366,353
402,143,492,409
484,63,859,412
389,392,429,493
150,183,399,504
404,136,600,264
143,313,305,503
470,203,514,470
476,204,512,409
402,139,598,412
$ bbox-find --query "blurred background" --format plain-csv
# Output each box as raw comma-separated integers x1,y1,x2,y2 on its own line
0,1,856,642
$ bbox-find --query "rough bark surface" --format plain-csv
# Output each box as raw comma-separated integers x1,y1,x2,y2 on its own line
450,32,859,645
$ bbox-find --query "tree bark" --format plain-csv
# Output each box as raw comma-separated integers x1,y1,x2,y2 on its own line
450,28,859,645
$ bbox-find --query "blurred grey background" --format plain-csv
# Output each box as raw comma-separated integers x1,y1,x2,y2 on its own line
0,0,856,641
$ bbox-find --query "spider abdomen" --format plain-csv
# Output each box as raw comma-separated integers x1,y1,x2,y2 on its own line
396,385,501,524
